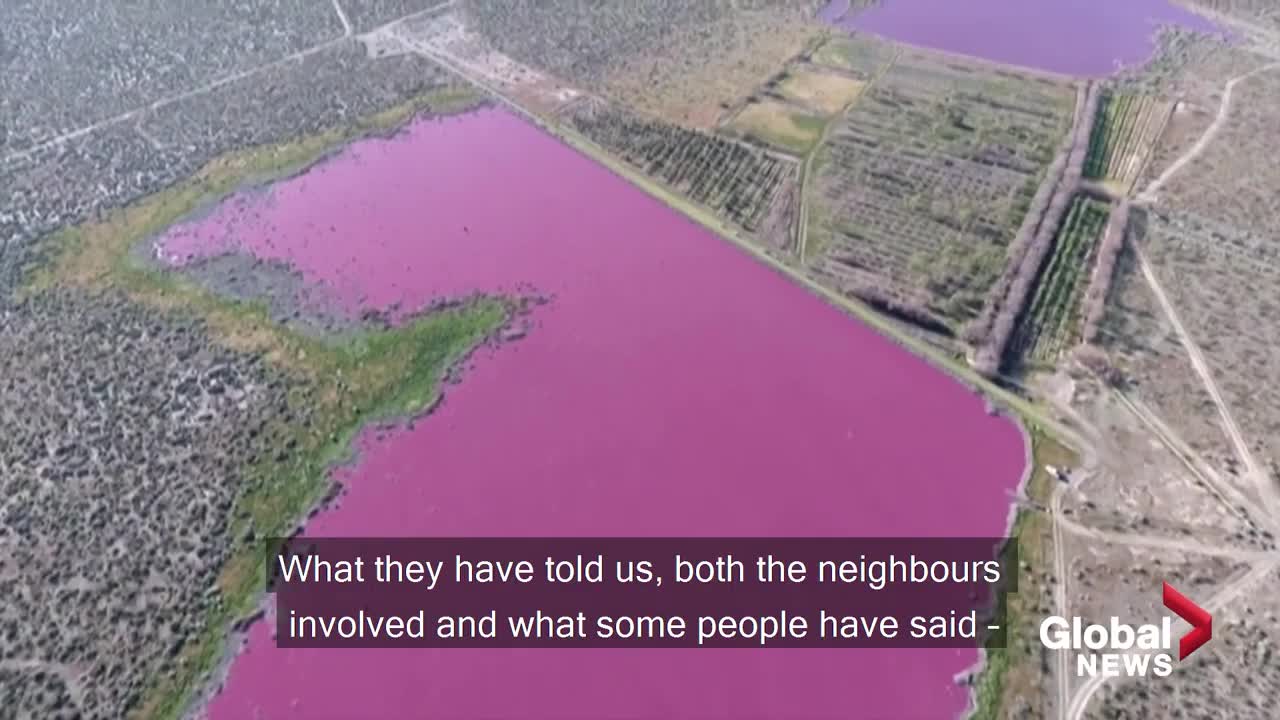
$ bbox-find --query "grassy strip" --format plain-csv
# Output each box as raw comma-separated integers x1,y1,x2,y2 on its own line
27,86,512,720
970,430,1078,719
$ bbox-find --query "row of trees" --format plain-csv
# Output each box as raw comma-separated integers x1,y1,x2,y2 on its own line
961,147,1068,346
1080,200,1131,344
850,285,952,337
970,83,1101,377
962,84,1088,349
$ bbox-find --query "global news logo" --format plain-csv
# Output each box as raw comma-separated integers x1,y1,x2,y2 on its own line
1039,582,1212,678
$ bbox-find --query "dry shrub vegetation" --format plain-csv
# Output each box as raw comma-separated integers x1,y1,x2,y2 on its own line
1115,30,1271,192
1086,579,1280,719
461,0,825,127
1092,225,1236,465
1185,0,1280,32
1139,211,1280,491
1095,32,1280,496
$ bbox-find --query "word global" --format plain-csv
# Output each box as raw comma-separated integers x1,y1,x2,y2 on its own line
1040,617,1175,678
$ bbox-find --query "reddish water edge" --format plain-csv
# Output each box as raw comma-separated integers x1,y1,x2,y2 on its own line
158,108,1027,719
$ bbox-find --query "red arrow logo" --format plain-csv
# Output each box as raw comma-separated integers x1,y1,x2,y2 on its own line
1163,582,1212,660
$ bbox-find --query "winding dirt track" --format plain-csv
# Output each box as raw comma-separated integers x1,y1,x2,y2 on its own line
1063,59,1280,720
1138,62,1280,203
1137,247,1280,523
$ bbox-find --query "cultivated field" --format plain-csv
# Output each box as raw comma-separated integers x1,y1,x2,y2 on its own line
776,67,866,115
720,40,881,158
805,48,1076,332
1009,197,1109,369
726,100,828,155
1084,92,1171,193
461,0,824,127
565,99,799,245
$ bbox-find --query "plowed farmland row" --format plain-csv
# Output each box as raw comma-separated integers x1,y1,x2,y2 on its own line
1009,196,1109,367
1085,91,1171,190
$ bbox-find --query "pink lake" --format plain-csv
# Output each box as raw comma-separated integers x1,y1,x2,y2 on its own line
821,0,1219,77
158,107,1028,719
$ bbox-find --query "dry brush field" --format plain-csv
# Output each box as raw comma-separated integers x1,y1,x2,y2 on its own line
1089,225,1237,482
461,0,824,128
1153,62,1280,234
1140,211,1280,502
1094,44,1280,509
1116,30,1271,196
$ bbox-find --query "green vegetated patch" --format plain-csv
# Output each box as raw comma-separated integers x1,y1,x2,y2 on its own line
1084,91,1170,191
1009,196,1110,370
970,429,1076,720
776,68,866,115
728,99,827,155
29,86,511,720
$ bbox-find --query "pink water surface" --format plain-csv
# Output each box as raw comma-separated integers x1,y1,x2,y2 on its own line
822,0,1219,76
160,108,1027,719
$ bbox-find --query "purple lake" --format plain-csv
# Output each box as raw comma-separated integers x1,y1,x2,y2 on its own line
158,107,1028,719
822,0,1219,76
